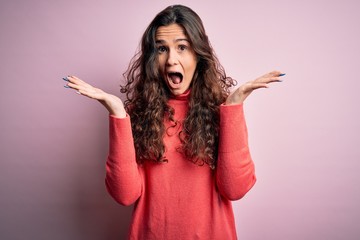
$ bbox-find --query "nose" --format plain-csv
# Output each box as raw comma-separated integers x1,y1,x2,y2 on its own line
166,49,178,66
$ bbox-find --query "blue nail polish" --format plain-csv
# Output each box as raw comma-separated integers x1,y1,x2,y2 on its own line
279,73,286,77
62,77,69,82
64,85,71,88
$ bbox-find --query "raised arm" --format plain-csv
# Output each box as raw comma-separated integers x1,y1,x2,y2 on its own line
64,75,126,118
225,71,285,105
216,71,285,200
63,75,142,205
106,115,142,206
216,103,256,200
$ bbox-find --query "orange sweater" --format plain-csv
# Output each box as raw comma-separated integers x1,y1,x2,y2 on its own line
105,93,256,239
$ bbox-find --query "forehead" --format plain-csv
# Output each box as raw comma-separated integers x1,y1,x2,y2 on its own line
155,23,188,40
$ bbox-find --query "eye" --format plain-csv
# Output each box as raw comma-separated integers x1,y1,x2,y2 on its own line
157,46,167,53
178,45,187,51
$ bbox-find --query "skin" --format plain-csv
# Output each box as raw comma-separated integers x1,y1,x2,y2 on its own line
65,23,284,117
156,24,197,96
225,70,284,105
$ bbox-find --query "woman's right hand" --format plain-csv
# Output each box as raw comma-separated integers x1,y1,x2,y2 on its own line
64,75,127,118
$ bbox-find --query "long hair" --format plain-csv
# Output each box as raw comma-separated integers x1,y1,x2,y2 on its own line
121,5,236,168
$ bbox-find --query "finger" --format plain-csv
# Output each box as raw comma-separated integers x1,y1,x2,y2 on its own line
62,81,82,94
62,76,106,100
67,83,100,97
269,70,282,77
64,82,95,97
252,77,279,85
65,75,76,83
267,76,283,83
65,82,81,90
261,70,284,78
67,77,93,90
67,76,87,85
67,75,80,80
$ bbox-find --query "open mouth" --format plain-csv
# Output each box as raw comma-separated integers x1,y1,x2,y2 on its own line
167,72,183,85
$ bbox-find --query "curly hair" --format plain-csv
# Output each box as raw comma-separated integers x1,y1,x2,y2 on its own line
121,5,236,168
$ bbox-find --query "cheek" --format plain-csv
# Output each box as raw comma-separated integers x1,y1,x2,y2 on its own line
187,57,197,74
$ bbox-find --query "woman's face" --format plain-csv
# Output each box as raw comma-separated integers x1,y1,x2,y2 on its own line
156,23,197,95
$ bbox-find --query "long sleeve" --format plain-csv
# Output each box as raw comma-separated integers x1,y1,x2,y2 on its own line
216,103,256,201
105,115,142,206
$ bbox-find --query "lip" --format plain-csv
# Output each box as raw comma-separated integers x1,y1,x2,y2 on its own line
166,70,183,89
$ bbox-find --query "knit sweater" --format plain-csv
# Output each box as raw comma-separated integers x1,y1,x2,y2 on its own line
105,92,256,240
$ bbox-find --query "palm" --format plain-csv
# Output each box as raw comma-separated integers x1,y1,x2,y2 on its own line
64,76,126,117
225,71,284,105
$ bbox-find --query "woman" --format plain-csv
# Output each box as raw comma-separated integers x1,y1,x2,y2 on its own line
64,5,284,239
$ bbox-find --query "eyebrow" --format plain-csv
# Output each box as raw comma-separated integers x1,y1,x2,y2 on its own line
155,38,189,44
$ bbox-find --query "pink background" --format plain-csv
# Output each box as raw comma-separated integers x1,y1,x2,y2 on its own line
1,0,359,239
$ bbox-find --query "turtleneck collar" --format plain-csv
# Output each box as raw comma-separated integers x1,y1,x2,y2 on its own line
169,88,191,101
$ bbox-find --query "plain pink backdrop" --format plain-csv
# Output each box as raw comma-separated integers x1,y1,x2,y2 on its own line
1,0,359,239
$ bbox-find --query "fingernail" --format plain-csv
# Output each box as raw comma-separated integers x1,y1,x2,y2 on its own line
76,91,81,95
64,85,70,88
279,73,286,77
62,77,69,82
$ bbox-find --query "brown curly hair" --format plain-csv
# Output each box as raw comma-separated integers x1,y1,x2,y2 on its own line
121,5,236,168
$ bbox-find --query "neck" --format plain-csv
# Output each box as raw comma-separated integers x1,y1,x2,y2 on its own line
170,88,191,101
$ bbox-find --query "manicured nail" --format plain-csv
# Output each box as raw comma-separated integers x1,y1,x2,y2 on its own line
64,85,71,88
279,73,286,76
76,91,81,95
62,77,69,82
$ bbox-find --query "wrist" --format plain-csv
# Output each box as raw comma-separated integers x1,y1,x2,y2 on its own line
225,95,245,105
109,108,127,118
101,94,126,118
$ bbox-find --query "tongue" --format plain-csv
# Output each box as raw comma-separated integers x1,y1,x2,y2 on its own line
170,75,181,84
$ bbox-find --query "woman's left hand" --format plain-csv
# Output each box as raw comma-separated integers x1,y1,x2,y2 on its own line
225,70,285,105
